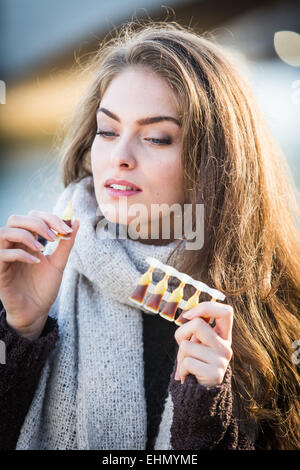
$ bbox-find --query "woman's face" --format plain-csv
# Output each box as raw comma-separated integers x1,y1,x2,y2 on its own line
91,66,185,241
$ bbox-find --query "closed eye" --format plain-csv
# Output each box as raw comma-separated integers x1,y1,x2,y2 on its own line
96,131,116,137
95,130,172,146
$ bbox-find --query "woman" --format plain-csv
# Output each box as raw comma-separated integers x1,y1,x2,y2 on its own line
0,20,299,450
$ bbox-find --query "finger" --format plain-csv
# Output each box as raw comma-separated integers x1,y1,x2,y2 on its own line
6,213,72,242
177,340,220,369
176,340,208,380
175,316,221,349
176,339,231,381
48,218,80,273
182,301,233,342
190,334,201,344
27,209,74,237
178,356,218,386
0,227,45,252
0,248,41,266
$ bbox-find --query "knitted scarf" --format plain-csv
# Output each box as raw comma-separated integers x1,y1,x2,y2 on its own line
16,176,182,450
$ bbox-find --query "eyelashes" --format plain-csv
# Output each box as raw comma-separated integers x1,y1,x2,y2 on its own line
95,130,172,146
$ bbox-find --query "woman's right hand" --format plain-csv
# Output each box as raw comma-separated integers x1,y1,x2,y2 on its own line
0,210,80,340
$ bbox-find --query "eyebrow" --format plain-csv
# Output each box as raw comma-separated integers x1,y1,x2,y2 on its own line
97,107,182,127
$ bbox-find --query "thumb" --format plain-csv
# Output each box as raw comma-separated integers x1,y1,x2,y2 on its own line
49,218,80,273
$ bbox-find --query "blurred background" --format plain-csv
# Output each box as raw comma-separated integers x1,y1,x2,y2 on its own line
0,0,299,226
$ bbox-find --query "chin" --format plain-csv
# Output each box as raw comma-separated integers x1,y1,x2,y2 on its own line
98,208,128,226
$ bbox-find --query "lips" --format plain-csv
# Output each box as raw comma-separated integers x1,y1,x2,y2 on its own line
104,179,142,191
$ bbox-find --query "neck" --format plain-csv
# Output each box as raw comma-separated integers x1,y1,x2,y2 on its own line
119,212,184,246
129,235,177,246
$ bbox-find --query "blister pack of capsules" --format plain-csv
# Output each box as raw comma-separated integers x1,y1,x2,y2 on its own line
128,257,226,326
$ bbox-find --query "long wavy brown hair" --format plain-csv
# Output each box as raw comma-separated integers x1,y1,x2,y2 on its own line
58,20,300,449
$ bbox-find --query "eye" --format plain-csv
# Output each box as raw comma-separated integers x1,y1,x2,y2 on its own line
95,130,172,146
144,137,172,146
96,130,117,138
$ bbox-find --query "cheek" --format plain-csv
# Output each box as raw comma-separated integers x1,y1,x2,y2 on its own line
91,139,104,175
147,157,184,204
90,140,109,210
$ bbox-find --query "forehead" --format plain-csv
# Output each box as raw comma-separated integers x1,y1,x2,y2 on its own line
100,67,179,116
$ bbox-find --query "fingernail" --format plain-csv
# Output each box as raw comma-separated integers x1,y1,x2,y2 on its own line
61,222,73,233
31,256,41,263
34,241,45,251
47,229,57,240
182,312,191,318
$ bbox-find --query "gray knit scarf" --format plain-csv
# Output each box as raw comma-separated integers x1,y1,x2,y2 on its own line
16,175,182,450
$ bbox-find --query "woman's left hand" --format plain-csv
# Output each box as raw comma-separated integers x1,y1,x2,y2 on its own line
174,301,233,387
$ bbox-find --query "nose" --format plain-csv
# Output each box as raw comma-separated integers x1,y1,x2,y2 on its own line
110,136,137,170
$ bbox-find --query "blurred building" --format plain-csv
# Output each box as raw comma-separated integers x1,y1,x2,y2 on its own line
0,0,299,226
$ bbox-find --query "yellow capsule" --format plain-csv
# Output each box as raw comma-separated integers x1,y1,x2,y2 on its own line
144,273,170,313
175,289,201,326
57,201,74,239
160,280,186,322
129,266,154,305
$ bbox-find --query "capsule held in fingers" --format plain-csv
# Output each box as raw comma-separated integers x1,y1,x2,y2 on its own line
175,289,201,326
56,201,74,240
